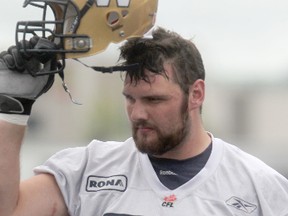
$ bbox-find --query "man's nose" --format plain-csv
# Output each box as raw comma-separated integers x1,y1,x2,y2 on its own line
129,102,148,122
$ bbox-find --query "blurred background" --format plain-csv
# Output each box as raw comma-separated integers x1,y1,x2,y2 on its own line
1,0,288,179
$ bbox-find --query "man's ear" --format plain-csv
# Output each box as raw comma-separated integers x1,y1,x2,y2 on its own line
188,79,205,110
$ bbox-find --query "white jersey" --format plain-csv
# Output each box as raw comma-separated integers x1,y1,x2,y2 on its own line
34,136,288,216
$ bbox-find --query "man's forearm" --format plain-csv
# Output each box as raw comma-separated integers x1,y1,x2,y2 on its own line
0,120,26,215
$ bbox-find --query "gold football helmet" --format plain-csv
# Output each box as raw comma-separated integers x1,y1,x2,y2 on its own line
16,0,158,60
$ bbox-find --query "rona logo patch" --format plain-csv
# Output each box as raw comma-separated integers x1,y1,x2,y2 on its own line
86,175,128,192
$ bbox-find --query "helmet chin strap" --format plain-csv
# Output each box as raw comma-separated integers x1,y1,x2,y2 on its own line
72,58,140,73
58,69,83,105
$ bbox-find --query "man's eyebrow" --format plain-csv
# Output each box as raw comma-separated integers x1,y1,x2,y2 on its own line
122,92,131,98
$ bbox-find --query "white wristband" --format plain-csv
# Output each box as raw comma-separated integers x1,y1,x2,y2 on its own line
0,113,29,126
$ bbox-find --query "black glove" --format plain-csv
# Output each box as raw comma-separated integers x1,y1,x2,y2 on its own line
0,37,56,115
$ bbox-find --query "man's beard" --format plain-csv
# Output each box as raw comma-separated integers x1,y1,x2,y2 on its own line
132,96,190,156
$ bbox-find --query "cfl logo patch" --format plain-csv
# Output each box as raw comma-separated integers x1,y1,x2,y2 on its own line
162,194,177,208
86,175,128,192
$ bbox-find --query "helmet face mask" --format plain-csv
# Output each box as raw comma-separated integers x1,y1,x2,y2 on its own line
16,0,158,61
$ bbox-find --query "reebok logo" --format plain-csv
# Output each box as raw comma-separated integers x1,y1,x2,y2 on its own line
226,196,257,213
86,175,127,192
159,170,177,176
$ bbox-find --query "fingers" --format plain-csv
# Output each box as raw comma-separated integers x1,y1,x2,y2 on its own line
0,36,42,72
32,37,57,64
0,36,59,75
0,38,35,72
9,46,26,71
29,35,40,49
0,51,14,69
0,48,25,72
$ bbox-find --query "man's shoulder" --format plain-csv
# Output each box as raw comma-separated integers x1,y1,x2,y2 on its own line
40,137,136,168
214,137,288,185
215,137,271,169
82,137,138,161
87,137,135,152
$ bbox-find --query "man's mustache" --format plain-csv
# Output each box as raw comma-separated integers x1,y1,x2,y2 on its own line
132,120,155,129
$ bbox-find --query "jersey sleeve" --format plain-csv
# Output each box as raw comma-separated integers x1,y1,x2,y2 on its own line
33,145,89,215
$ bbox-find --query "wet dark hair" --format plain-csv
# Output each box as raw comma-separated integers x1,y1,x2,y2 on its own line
119,27,205,94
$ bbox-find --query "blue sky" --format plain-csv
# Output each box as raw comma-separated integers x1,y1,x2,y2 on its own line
1,0,288,82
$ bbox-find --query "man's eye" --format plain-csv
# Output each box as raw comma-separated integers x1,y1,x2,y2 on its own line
147,97,162,103
124,95,135,103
